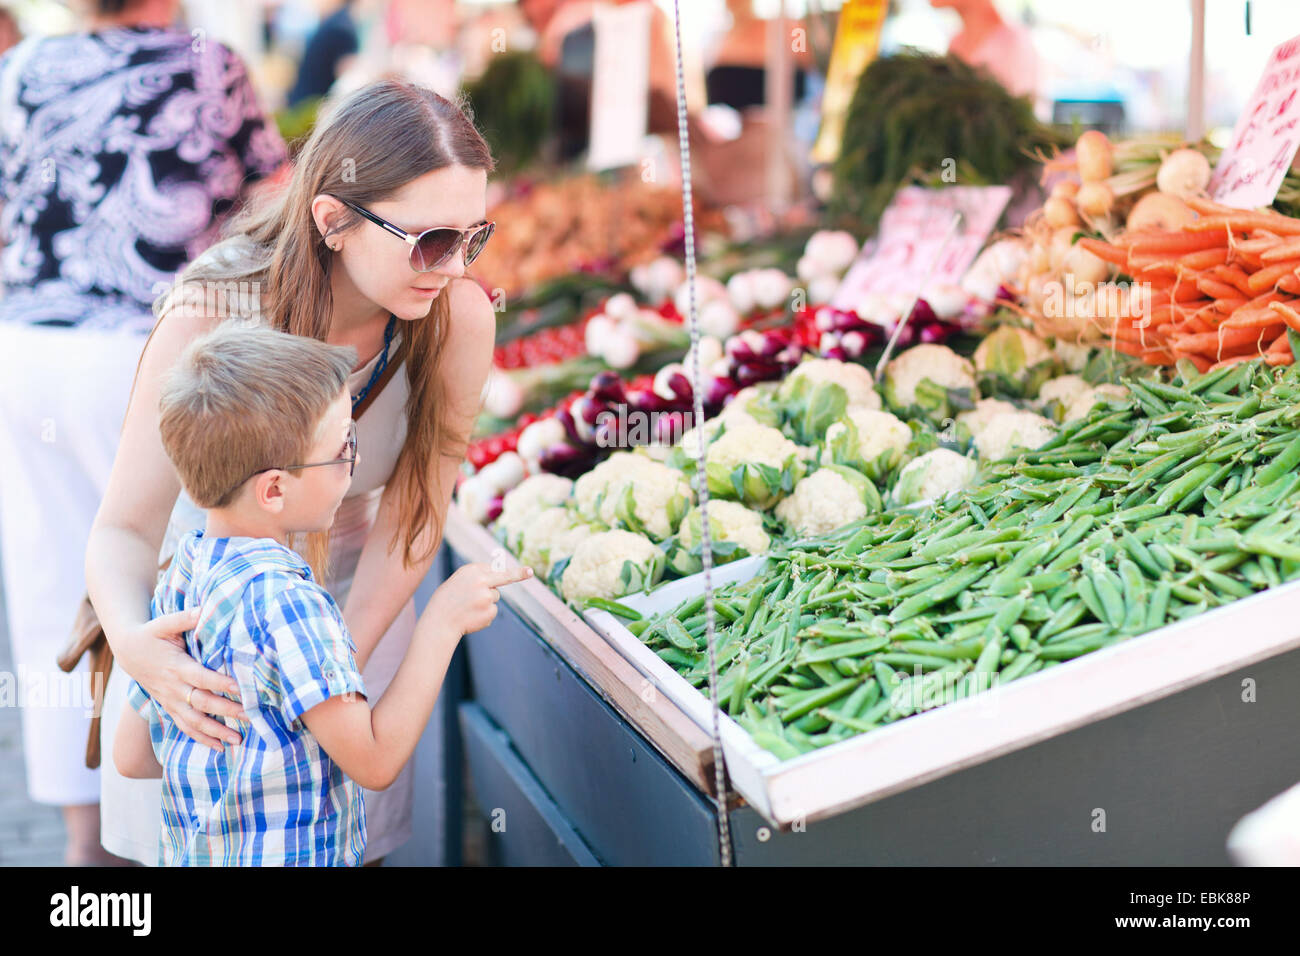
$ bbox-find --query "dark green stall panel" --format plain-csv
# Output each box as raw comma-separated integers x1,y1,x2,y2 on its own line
460,600,722,866
459,703,600,866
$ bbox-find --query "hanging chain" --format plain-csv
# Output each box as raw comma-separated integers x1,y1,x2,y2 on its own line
670,0,733,868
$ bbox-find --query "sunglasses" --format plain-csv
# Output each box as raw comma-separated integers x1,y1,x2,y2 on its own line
334,197,495,272
224,421,358,503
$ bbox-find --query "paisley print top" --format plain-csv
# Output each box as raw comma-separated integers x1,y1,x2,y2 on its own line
0,26,286,332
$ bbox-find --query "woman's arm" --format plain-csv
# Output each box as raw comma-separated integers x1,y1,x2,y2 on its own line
112,704,163,780
85,306,244,749
343,278,496,670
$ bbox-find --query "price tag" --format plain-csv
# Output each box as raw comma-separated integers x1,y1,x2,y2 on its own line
1210,33,1300,209
831,185,1011,309
588,4,651,172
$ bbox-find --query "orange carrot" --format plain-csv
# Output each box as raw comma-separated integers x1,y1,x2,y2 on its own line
1122,230,1230,254
1176,326,1282,354
1259,236,1300,261
1171,349,1214,373
1212,264,1254,296
1184,196,1244,218
1188,214,1300,236
1196,275,1243,300
1077,237,1128,268
1180,247,1231,269
1210,296,1248,314
1140,348,1177,365
1268,300,1300,332
1280,274,1300,294
1246,260,1300,295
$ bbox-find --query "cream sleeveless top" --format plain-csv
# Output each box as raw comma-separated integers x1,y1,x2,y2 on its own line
158,319,410,601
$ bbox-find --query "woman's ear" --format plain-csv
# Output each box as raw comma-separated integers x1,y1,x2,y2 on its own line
310,194,348,248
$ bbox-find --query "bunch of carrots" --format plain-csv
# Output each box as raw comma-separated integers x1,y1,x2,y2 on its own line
1077,197,1300,372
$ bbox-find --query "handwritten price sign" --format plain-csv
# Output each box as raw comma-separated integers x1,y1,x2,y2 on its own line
831,185,1011,309
1210,33,1300,209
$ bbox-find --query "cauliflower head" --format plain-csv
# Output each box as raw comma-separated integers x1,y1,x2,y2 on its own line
496,474,574,549
560,530,665,603
572,452,692,541
824,408,912,478
972,410,1056,462
1037,374,1092,415
780,357,882,411
776,465,882,538
701,421,807,510
669,500,771,575
1064,384,1129,423
882,344,977,417
893,449,977,506
955,397,1019,444
517,506,597,579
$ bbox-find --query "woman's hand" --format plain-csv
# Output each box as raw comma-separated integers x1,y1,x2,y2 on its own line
422,562,533,639
114,607,246,751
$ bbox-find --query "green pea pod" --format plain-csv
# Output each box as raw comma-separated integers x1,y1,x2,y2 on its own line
1090,566,1126,629
1255,433,1300,486
835,679,880,718
1118,558,1148,631
889,564,990,622
997,651,1040,683
817,708,879,734
892,638,984,660
664,617,699,651
751,730,803,761
1145,581,1172,630
1075,573,1108,624
798,635,891,663
974,631,1004,676
1037,598,1086,641
779,678,860,721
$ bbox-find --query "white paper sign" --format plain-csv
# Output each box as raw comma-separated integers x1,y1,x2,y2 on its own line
588,4,651,172
831,185,1012,309
1210,33,1300,209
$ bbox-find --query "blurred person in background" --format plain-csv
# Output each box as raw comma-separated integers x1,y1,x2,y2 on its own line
287,0,360,107
705,0,814,113
931,0,1039,100
0,0,286,864
0,6,19,57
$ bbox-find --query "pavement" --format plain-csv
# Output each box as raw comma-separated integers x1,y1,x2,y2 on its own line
0,544,69,866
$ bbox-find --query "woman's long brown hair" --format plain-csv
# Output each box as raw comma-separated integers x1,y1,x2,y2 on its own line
149,80,495,581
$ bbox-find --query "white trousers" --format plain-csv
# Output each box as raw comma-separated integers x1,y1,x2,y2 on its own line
0,321,148,806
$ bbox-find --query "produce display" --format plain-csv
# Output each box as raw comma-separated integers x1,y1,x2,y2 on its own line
626,358,1300,759
829,51,1065,232
471,174,730,298
1078,197,1300,371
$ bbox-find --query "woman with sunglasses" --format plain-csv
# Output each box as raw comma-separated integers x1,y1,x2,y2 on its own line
85,80,499,866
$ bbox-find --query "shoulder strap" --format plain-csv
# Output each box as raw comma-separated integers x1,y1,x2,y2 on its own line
353,352,405,420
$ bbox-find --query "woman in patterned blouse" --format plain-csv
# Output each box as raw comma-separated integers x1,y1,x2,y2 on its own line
0,0,286,864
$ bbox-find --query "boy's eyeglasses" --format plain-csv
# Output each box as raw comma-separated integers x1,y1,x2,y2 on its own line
225,421,358,501
332,196,495,273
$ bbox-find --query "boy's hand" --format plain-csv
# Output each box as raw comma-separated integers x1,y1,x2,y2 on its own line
423,562,533,638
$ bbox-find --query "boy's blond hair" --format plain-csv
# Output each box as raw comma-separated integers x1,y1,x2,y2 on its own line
160,323,358,508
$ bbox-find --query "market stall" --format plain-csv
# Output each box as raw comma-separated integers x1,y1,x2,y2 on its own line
437,4,1300,866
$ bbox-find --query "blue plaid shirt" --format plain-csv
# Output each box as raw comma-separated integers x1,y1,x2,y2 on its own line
129,530,367,866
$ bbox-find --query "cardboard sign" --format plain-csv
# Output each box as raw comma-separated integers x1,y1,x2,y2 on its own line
831,185,1012,308
588,3,651,172
1210,33,1300,209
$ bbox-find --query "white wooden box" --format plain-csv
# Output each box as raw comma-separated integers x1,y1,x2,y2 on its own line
584,559,1300,827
